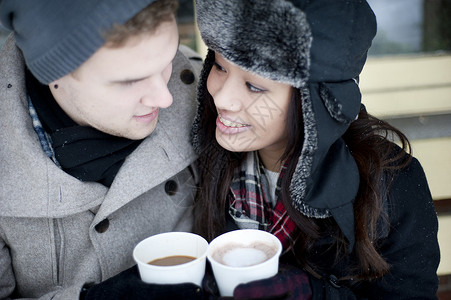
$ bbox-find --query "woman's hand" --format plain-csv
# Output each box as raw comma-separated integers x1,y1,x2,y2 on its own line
233,264,312,300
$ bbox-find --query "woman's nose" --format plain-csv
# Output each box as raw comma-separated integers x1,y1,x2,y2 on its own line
210,79,243,112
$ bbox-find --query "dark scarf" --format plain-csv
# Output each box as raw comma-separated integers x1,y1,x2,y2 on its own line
26,69,143,187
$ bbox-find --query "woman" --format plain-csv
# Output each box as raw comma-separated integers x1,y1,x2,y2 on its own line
192,0,440,299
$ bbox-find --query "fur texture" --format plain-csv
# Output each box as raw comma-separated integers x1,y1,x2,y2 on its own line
196,0,311,88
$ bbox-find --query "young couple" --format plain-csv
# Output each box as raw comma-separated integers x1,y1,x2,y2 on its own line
0,0,439,299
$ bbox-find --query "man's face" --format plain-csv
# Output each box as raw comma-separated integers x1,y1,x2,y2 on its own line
49,18,179,140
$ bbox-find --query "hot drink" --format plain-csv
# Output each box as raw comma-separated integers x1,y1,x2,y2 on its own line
211,241,278,267
133,232,208,285
207,229,282,296
148,255,196,266
207,229,282,297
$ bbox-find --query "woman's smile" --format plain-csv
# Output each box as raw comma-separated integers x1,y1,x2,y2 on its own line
216,113,251,134
218,113,249,128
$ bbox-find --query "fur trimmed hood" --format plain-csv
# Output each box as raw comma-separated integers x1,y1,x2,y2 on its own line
192,0,376,251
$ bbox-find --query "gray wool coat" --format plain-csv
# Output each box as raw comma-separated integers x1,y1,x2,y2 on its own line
0,35,202,299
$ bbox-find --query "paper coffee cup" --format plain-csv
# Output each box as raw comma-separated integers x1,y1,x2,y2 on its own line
207,229,282,296
133,232,208,286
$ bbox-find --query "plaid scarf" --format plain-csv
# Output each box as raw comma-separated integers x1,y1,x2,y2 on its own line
229,152,299,251
28,95,60,166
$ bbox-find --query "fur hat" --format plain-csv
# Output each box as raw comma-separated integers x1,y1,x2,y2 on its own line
0,0,156,84
193,0,377,251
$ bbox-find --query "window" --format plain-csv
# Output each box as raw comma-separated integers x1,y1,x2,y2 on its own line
368,0,451,56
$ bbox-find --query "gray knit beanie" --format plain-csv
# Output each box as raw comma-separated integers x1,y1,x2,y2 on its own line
0,0,156,84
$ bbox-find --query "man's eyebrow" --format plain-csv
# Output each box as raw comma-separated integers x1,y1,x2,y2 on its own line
110,38,180,85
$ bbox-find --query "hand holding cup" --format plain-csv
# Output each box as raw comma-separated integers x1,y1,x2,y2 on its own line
207,229,282,296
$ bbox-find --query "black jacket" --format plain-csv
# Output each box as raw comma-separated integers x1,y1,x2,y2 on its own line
227,157,440,299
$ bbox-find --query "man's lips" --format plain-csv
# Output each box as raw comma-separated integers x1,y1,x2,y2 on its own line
135,109,159,123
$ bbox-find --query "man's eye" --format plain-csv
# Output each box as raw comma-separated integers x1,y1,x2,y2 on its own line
246,82,265,93
122,80,138,86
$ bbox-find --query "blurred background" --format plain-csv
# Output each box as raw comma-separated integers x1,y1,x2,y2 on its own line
1,0,450,298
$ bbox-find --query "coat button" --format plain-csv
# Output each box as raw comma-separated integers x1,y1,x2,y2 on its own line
328,274,341,288
180,69,195,84
95,219,110,233
164,180,178,196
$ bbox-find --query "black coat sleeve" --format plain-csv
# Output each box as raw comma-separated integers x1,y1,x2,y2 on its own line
354,157,440,299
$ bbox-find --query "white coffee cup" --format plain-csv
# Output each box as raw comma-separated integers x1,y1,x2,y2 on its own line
207,229,282,296
133,232,208,286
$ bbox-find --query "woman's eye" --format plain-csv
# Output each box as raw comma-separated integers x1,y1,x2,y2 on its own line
246,82,265,93
213,62,226,72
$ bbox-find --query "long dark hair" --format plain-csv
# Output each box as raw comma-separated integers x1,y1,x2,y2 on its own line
193,83,411,281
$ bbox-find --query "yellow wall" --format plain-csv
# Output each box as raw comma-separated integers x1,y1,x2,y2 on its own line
360,55,451,118
411,138,451,201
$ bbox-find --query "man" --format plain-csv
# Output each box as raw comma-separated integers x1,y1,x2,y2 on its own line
0,0,202,298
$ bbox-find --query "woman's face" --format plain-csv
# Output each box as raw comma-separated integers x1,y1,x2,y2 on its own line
207,53,293,170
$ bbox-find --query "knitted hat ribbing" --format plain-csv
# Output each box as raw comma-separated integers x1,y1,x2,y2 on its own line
0,0,156,84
